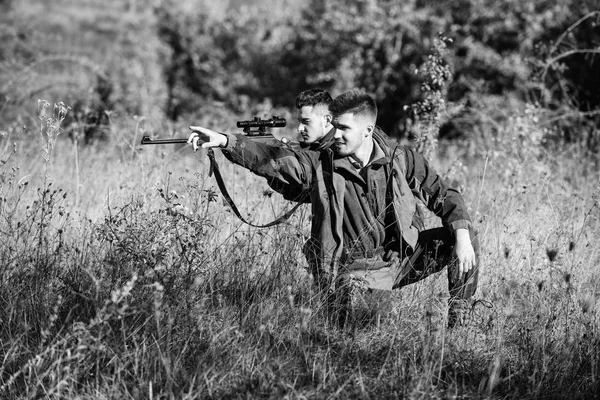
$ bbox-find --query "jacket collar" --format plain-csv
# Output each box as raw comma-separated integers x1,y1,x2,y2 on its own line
298,127,336,151
328,126,393,174
372,126,395,158
312,127,336,151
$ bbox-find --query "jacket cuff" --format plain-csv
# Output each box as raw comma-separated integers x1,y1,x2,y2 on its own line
450,219,471,232
223,133,238,150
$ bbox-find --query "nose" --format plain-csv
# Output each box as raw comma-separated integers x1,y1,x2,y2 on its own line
333,129,342,139
297,123,305,133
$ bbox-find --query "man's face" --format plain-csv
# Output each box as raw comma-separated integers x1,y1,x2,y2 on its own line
297,105,330,144
332,113,372,157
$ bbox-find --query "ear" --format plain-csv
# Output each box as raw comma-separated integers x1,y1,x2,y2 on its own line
365,123,374,137
323,114,332,127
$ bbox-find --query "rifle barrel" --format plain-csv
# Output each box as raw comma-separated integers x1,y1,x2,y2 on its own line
140,134,276,145
140,136,188,145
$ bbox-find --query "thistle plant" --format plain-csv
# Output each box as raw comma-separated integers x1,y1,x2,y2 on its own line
37,99,69,166
407,35,452,160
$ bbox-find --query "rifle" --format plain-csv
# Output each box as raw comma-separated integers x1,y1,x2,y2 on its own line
140,116,303,228
140,115,286,144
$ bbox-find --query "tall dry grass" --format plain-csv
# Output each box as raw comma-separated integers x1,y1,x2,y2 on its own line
0,100,598,399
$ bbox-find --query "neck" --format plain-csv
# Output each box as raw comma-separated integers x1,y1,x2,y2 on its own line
351,138,374,167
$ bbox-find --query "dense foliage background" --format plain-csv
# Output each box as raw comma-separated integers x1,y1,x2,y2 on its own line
1,0,599,145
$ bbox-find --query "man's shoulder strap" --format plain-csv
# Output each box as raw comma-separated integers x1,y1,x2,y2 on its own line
208,149,305,228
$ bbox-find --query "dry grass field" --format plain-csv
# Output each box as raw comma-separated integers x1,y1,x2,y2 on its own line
0,97,598,399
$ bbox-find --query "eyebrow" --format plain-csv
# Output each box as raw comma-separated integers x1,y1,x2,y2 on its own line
333,121,349,130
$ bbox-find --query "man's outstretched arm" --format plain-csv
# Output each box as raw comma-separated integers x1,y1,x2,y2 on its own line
188,126,228,149
188,126,315,193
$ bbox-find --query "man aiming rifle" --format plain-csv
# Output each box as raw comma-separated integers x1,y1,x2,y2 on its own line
272,88,389,203
188,90,479,328
263,89,334,203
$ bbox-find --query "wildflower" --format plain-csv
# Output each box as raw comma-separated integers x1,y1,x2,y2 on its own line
579,294,595,313
546,248,558,262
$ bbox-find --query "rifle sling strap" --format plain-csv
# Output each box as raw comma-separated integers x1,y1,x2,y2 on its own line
207,148,305,228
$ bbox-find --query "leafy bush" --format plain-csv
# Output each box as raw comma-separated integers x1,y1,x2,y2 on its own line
153,0,598,148
154,0,297,120
2,0,598,150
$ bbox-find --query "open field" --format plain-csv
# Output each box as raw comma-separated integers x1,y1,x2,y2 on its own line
0,100,598,399
1,0,600,398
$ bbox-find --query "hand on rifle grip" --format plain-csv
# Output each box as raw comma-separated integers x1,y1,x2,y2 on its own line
188,126,227,151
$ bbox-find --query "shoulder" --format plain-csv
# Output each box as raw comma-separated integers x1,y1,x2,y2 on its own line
372,128,410,160
309,128,336,151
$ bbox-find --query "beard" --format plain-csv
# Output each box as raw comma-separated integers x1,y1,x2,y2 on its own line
333,141,352,157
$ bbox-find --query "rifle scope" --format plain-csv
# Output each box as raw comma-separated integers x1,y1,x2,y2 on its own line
236,116,286,129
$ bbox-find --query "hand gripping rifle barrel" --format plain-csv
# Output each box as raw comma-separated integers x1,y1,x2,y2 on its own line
140,116,286,145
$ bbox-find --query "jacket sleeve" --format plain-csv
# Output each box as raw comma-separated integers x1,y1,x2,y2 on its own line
266,179,312,203
220,133,316,195
403,147,471,231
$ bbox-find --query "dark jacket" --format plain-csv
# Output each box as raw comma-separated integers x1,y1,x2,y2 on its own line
266,126,390,203
267,127,336,203
221,130,471,287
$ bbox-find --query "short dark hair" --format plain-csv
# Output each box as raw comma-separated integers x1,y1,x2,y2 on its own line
328,90,377,120
295,89,333,109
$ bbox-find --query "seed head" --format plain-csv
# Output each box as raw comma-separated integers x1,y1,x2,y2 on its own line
579,294,595,313
546,248,558,262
